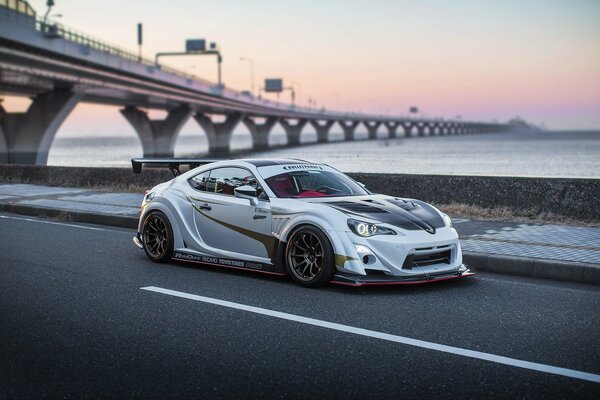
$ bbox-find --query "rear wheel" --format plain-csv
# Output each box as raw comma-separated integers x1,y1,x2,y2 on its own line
142,211,174,262
285,225,335,288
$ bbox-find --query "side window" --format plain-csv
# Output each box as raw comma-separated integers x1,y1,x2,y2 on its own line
188,171,211,191
204,167,258,196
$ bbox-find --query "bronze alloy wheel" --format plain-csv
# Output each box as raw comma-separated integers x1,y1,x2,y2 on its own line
286,226,335,287
142,211,174,262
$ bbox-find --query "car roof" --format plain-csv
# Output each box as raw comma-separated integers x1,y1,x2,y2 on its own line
238,159,322,167
177,158,331,179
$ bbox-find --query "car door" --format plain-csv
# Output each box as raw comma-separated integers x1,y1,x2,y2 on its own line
187,167,274,261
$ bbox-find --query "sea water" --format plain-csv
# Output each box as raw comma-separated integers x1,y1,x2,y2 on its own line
47,130,600,178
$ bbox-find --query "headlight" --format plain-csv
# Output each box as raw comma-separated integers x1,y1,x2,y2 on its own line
441,213,452,228
347,219,396,237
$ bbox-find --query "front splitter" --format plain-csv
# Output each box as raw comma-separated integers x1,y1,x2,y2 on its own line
330,267,474,287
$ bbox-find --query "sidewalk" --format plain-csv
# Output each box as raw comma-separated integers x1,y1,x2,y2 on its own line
1,183,599,285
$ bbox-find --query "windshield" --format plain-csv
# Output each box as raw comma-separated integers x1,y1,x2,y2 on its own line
261,168,368,198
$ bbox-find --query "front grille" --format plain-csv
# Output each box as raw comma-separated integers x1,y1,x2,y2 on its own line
403,249,452,270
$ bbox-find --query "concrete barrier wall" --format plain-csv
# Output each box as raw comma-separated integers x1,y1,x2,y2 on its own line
1,164,599,221
348,173,600,221
0,164,173,192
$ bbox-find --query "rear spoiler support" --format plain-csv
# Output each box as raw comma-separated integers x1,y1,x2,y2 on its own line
131,158,223,177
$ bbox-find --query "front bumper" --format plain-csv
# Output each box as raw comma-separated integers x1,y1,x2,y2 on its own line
330,265,474,286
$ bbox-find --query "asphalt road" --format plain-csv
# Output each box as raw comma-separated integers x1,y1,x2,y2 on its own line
1,212,599,399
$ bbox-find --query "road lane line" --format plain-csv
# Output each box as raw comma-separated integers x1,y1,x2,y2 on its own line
141,285,600,384
0,214,118,232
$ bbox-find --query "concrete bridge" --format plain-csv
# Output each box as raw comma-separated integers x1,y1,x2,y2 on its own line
0,1,518,165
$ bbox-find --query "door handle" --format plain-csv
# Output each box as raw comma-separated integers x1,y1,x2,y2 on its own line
198,203,211,211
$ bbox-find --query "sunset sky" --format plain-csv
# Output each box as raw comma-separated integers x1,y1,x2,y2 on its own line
6,0,600,134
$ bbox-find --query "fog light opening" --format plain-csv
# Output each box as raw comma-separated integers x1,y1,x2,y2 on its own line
362,255,369,264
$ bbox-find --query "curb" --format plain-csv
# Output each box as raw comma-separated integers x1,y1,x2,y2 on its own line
0,203,138,229
1,203,598,286
463,252,600,286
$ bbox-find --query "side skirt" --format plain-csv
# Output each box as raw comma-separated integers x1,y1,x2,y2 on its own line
172,251,285,277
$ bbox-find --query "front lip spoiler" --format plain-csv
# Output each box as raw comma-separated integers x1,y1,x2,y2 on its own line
330,266,474,287
133,233,143,249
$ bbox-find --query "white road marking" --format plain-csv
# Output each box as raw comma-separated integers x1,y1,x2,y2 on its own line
141,285,600,384
0,214,115,232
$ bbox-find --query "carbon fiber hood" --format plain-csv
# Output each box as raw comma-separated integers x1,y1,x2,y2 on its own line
311,196,445,234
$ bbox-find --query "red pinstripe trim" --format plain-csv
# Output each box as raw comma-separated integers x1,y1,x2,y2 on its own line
330,272,475,287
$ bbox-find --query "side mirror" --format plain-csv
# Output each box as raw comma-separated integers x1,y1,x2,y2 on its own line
235,185,258,205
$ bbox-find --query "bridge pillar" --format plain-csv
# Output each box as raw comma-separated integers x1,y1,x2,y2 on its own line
364,121,382,139
0,121,6,164
429,123,438,136
400,122,414,137
121,105,192,157
243,116,278,150
0,88,82,165
446,124,454,135
310,120,335,143
417,123,426,136
384,121,400,138
195,112,243,154
339,121,360,140
280,118,308,146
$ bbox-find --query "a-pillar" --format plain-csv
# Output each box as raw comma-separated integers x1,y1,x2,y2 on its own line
120,105,192,157
384,121,400,138
339,120,360,141
310,120,335,143
280,118,308,146
194,112,243,154
0,88,82,165
243,116,278,150
364,121,382,139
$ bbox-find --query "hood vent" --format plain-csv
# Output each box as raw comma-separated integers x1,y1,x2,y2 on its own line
388,198,418,210
327,201,389,214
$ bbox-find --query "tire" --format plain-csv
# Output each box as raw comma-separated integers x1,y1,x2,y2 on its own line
141,211,174,263
285,225,336,288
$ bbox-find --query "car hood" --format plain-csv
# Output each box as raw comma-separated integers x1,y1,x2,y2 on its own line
305,195,446,234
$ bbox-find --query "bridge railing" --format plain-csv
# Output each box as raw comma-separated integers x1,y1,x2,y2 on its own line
1,1,498,123
0,0,35,17
1,0,367,117
0,0,204,79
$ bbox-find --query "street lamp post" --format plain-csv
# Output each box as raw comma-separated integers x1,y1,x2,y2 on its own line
43,0,55,26
239,57,255,95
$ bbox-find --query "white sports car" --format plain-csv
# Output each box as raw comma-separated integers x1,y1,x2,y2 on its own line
132,158,473,287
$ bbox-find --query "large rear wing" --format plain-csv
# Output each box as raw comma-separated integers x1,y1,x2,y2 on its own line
131,158,224,177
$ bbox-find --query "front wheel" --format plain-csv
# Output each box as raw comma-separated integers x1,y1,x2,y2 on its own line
142,211,174,263
285,226,336,288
